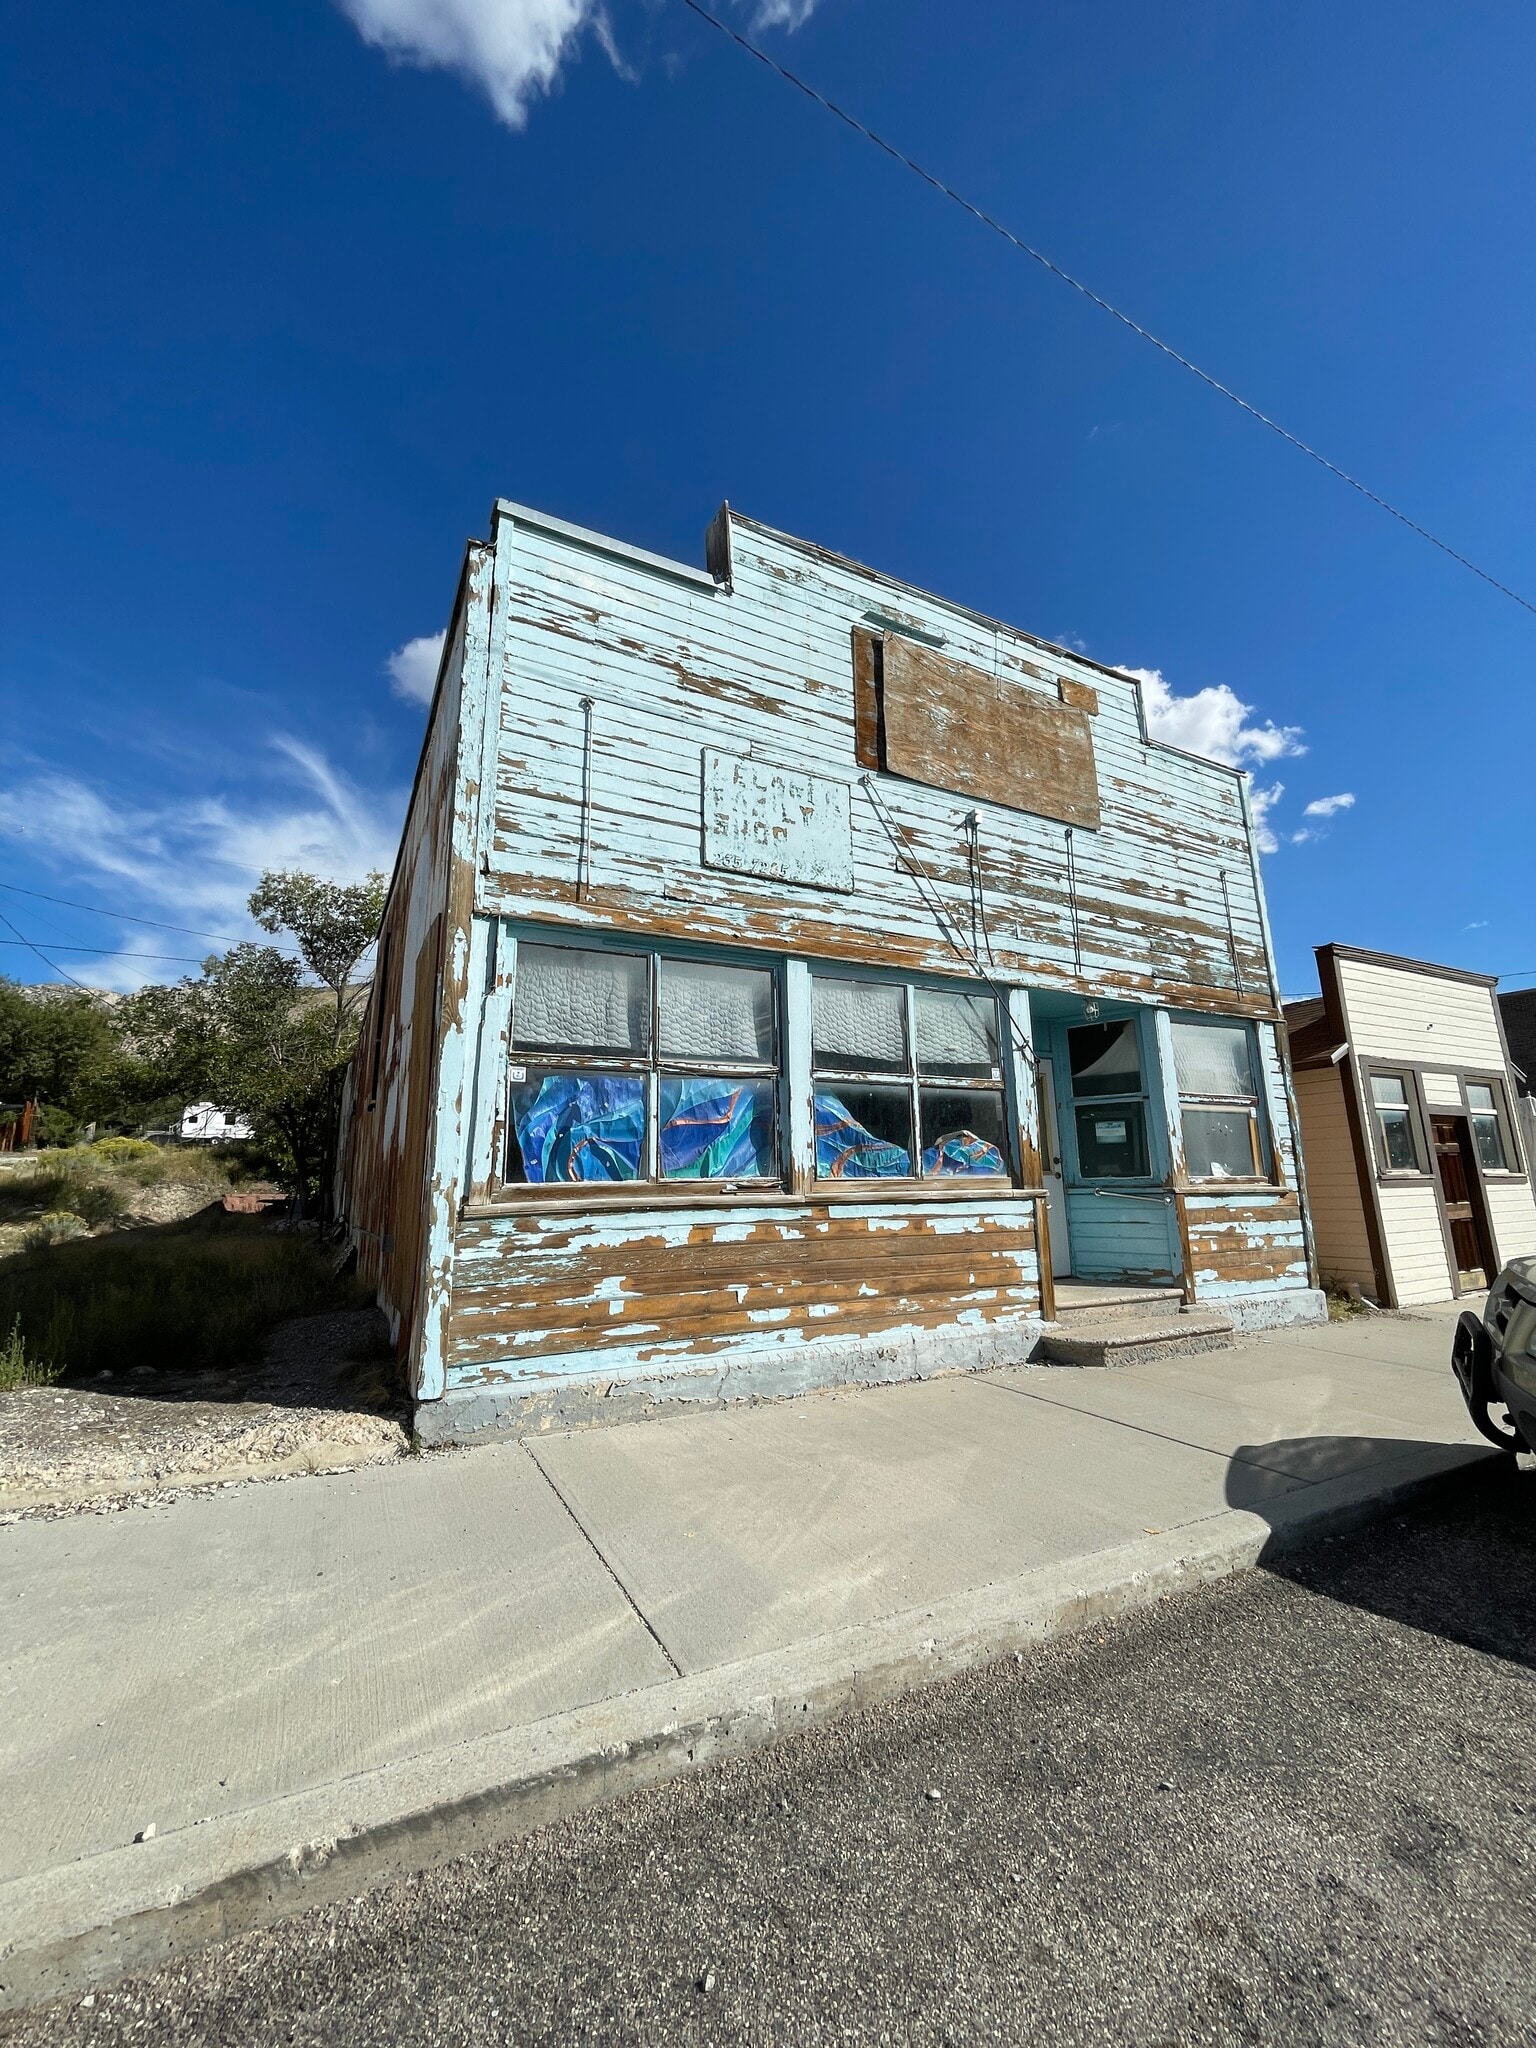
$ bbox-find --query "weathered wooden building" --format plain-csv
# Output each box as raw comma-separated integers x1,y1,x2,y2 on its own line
340,498,1323,1440
1286,945,1536,1305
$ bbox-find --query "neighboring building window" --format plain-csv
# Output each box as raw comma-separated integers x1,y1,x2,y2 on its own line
1171,1017,1268,1180
507,942,779,1185
1369,1073,1424,1172
1467,1081,1510,1171
811,975,1010,1179
1068,1020,1150,1179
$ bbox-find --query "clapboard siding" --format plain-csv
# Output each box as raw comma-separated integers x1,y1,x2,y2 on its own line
1484,1178,1536,1270
446,1202,1041,1383
1337,958,1505,1068
1184,1192,1309,1296
1377,1183,1452,1305
1291,1066,1376,1292
481,512,1273,1011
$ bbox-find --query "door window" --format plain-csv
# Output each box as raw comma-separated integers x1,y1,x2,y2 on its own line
1068,1021,1150,1180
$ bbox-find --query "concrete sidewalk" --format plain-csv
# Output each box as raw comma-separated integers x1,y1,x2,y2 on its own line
0,1304,1494,2005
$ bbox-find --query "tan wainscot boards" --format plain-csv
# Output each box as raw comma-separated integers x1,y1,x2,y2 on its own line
1286,944,1536,1306
339,496,1325,1443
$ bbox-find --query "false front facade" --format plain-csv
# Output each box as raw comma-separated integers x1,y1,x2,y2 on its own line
340,499,1323,1440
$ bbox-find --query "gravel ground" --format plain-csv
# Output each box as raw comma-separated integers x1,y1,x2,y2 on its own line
0,1309,407,1518
6,1464,1533,2047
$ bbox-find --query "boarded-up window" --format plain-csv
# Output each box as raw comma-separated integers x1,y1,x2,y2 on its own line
877,635,1100,828
851,628,885,771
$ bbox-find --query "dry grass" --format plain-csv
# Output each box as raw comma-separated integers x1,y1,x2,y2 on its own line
0,1213,368,1382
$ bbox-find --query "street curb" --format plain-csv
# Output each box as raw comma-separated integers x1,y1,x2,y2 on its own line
0,1440,1495,2012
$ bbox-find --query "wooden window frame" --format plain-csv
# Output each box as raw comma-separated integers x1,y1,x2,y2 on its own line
809,969,1015,1188
1170,1015,1272,1186
503,939,784,1197
1362,1064,1432,1180
1464,1071,1524,1179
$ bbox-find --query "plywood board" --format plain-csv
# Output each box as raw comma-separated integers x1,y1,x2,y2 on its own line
880,635,1101,829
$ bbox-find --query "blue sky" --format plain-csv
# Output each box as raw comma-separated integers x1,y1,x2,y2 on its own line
2,0,1533,999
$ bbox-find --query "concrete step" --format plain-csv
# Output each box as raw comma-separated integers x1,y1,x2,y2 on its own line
1052,1287,1186,1325
1034,1310,1235,1369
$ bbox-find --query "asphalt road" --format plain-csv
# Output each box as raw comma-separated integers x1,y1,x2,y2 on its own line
7,1465,1535,2048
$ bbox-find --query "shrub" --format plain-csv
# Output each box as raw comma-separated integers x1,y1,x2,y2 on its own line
90,1137,160,1164
0,1314,61,1391
0,1214,370,1381
25,1211,91,1249
0,1168,124,1227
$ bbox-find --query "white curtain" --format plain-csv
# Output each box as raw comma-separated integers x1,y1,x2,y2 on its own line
514,943,648,1054
659,959,774,1063
914,989,998,1074
1172,1018,1256,1099
813,977,907,1069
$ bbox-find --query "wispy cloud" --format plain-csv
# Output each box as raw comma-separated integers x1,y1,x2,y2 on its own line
386,630,446,707
0,744,404,990
1117,664,1306,855
335,0,823,129
1303,792,1354,819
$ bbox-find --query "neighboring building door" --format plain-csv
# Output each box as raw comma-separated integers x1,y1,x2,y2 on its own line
1036,1058,1072,1278
1431,1117,1495,1292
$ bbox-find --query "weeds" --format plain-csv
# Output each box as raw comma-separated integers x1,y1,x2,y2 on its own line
0,1313,61,1391
0,1215,369,1381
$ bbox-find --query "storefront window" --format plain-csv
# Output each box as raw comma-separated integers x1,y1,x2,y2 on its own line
812,975,1010,1180
507,943,779,1185
1171,1017,1268,1180
1068,1020,1149,1179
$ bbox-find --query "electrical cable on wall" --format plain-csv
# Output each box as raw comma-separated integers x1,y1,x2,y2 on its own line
679,0,1536,619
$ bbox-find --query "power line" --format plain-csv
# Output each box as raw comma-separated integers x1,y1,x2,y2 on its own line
679,0,1536,619
0,907,89,989
0,941,208,964
0,882,250,946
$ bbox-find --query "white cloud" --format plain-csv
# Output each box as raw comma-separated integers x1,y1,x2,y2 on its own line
0,744,404,991
1303,792,1355,819
335,0,822,128
1118,667,1306,771
386,630,446,707
1247,782,1284,856
1116,665,1308,855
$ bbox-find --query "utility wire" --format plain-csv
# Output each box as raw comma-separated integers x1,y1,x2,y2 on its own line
0,907,89,990
0,941,208,964
0,882,250,947
679,0,1536,619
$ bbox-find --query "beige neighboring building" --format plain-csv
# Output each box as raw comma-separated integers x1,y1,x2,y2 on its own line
1285,944,1536,1306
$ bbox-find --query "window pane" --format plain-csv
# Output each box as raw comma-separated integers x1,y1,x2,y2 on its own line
1467,1083,1496,1115
508,1069,645,1182
1172,1018,1257,1099
814,1085,913,1177
1183,1106,1259,1181
919,1088,1008,1174
914,989,1000,1078
1371,1074,1408,1108
1074,1101,1149,1179
1377,1106,1420,1171
660,1077,777,1180
1068,1021,1142,1098
658,958,774,1064
514,944,648,1055
1472,1112,1507,1171
812,977,907,1074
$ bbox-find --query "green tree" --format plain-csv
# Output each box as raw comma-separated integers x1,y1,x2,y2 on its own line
249,870,386,1052
0,980,122,1141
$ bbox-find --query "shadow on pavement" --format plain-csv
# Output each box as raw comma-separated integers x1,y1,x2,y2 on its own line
1226,1439,1536,1669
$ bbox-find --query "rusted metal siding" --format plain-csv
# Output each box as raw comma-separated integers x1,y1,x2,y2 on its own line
475,506,1273,1011
445,1200,1040,1388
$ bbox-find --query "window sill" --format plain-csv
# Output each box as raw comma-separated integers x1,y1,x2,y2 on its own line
1177,1178,1287,1195
1373,1170,1435,1186
1476,1170,1529,1185
463,1180,1043,1220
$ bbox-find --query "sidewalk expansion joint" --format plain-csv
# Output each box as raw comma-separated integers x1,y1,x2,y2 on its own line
519,1441,684,1679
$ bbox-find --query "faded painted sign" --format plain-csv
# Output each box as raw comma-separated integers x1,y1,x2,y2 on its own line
700,748,853,893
